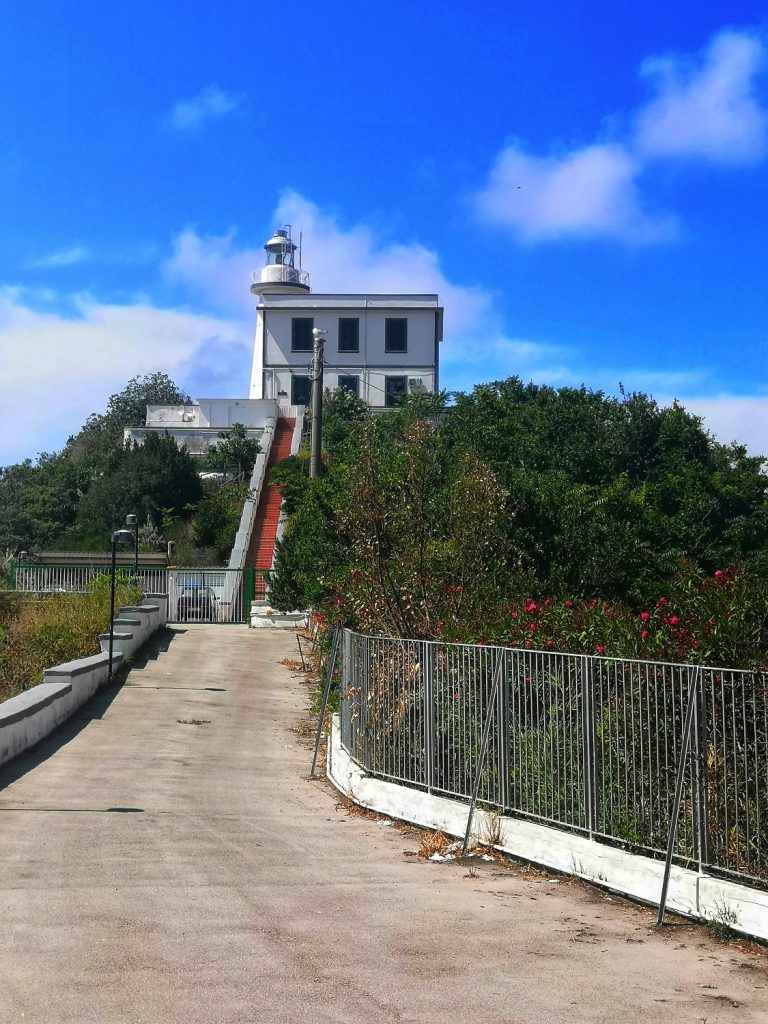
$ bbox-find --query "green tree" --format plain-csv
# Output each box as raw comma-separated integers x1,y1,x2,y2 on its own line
207,423,261,479
69,433,202,545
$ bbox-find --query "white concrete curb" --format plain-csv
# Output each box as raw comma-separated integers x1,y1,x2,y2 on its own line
0,594,168,770
327,714,768,943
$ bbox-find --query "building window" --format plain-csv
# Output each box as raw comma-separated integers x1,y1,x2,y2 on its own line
291,317,314,352
385,318,408,353
385,376,407,407
338,318,359,353
291,375,311,406
338,375,359,398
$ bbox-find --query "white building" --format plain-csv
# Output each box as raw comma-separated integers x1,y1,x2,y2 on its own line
125,398,275,456
249,228,443,410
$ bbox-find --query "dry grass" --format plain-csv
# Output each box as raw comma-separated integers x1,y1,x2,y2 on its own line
279,657,305,672
0,583,141,702
418,829,450,859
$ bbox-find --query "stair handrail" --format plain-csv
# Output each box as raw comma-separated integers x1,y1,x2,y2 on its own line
227,417,277,572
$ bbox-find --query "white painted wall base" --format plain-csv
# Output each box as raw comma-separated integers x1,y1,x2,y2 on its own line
327,715,768,944
0,596,167,770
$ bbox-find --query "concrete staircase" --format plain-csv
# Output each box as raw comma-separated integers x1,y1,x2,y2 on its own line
246,415,295,572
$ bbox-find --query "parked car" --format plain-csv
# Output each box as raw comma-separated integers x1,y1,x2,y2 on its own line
176,584,218,622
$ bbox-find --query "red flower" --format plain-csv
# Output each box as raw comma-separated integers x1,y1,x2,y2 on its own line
639,611,650,621
543,598,552,607
528,622,537,632
656,597,668,608
668,615,679,626
453,691,460,700
594,644,606,655
511,611,518,619
546,639,554,648
564,600,573,608
641,630,649,640
715,569,723,578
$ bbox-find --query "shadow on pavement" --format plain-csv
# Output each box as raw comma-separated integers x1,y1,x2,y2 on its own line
0,627,184,793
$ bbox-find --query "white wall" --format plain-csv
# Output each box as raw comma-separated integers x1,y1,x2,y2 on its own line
263,308,438,371
327,717,768,944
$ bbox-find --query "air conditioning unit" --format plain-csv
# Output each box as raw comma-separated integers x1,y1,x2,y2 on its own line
407,377,424,394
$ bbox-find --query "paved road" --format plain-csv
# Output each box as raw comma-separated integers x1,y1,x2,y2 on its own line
1,625,766,1023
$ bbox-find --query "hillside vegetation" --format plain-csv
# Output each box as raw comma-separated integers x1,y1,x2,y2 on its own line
270,382,768,668
0,374,259,563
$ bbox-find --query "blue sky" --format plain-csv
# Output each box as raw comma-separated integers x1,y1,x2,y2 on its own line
1,1,766,463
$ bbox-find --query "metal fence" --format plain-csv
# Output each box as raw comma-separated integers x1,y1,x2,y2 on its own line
339,630,768,887
10,565,271,624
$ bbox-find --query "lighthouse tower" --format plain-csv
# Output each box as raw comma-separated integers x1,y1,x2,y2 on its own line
248,226,443,409
249,226,309,296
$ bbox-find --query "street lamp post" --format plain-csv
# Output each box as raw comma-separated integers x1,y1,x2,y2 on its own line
108,528,134,685
125,513,139,575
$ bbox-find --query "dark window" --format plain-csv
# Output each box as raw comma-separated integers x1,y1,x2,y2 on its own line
385,318,408,353
385,376,407,408
338,318,359,353
291,375,311,406
338,375,359,398
291,317,314,352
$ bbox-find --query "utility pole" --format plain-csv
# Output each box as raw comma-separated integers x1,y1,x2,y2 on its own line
309,327,326,478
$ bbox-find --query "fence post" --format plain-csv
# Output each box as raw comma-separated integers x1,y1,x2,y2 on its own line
423,641,435,793
243,568,254,622
462,651,505,855
692,669,710,873
581,656,597,839
497,649,510,812
310,627,341,778
657,665,701,926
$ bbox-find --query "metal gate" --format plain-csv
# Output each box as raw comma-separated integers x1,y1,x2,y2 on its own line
168,568,248,624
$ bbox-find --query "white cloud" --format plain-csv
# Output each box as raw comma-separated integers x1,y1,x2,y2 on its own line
0,288,246,464
168,85,243,132
636,29,768,164
474,143,675,243
474,26,767,243
166,190,491,333
663,394,768,457
29,246,90,269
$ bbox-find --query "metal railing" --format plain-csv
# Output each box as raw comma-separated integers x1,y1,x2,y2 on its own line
339,630,768,886
10,565,267,623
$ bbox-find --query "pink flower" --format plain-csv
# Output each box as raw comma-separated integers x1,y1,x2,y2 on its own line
453,692,459,700
656,597,668,608
528,622,537,632
668,615,679,626
543,598,552,607
594,644,606,655
546,639,554,649
639,611,650,621
715,569,723,578
525,601,537,613
641,630,649,640
564,600,573,608
525,675,532,684
511,611,518,619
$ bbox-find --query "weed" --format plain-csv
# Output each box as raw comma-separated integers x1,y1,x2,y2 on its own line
419,829,450,859
465,864,479,879
481,809,503,847
710,900,740,941
177,718,211,726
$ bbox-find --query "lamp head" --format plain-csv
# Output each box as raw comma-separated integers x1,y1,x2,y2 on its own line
112,529,134,546
125,514,138,527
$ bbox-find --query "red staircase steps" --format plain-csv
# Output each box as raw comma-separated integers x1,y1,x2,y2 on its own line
247,417,295,572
